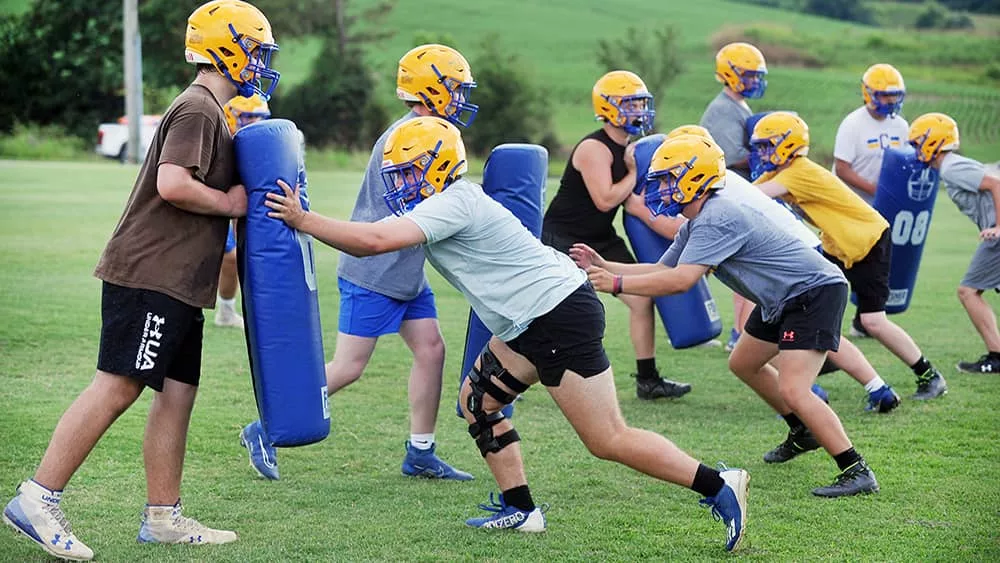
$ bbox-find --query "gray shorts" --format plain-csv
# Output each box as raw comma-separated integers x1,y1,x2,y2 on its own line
961,239,1000,290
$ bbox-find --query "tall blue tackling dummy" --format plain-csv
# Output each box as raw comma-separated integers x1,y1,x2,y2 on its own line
456,144,548,419
235,118,330,447
853,147,940,313
624,134,722,349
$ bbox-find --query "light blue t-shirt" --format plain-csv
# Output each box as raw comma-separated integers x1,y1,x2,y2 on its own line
337,111,427,300
405,179,587,341
661,195,846,323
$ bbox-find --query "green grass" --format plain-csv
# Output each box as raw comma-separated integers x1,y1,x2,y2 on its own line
1,159,999,561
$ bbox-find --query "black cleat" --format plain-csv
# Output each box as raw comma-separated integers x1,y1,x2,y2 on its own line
912,368,947,400
635,374,692,400
763,425,820,464
957,354,1000,374
812,460,880,498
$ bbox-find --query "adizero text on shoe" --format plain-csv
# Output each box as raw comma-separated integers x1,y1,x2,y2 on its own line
812,461,880,498
957,354,1000,374
763,426,820,464
635,375,692,400
865,385,901,413
699,465,749,552
3,480,94,561
465,493,546,532
401,441,473,481
912,369,947,401
137,501,237,545
240,420,279,480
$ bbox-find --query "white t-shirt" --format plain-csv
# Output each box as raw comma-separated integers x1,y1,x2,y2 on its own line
717,171,821,248
404,179,586,341
833,106,910,205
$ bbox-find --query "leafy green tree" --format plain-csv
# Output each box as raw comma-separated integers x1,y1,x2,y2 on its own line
595,26,684,105
803,0,876,25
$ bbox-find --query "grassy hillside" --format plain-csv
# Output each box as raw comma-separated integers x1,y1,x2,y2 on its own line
274,0,999,163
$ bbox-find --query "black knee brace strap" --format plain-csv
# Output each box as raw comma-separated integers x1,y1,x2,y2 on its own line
465,347,526,457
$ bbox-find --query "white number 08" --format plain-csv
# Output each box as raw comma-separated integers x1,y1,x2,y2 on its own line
890,210,930,247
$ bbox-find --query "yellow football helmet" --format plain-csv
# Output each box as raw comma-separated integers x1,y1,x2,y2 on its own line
862,64,905,117
223,94,270,134
185,0,280,99
645,135,726,216
715,42,767,99
396,44,478,127
750,111,810,173
908,113,960,163
592,70,656,136
380,117,469,215
666,124,715,143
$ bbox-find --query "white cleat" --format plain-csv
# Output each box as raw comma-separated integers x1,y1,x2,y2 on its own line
137,500,237,545
214,305,244,328
3,479,94,561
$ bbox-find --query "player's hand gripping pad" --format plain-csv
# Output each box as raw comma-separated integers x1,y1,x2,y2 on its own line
456,144,548,418
851,147,939,313
625,134,722,349
235,119,329,447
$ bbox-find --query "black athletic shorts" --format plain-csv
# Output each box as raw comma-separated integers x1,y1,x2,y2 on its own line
823,228,891,314
743,283,847,352
506,282,611,386
97,282,204,391
541,230,636,264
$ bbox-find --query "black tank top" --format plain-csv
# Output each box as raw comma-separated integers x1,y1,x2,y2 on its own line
543,129,628,242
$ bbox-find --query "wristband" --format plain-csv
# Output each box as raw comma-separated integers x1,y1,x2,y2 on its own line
612,275,623,296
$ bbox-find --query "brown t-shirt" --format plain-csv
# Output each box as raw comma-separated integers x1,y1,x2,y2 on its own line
94,84,236,309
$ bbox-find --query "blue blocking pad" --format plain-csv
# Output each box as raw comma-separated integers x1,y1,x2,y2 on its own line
627,134,722,349
234,118,329,447
851,147,939,313
456,144,548,419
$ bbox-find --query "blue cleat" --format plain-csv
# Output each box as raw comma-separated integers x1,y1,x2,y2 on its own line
239,420,279,480
401,441,473,481
811,383,829,404
699,465,749,552
465,492,546,532
865,384,900,413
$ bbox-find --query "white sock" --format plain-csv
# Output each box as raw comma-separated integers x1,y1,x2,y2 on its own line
219,297,236,309
863,376,886,393
410,433,434,450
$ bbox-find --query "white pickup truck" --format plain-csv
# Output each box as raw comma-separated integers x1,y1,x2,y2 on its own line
95,115,161,162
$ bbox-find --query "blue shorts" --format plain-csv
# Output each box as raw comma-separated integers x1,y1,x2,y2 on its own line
338,277,437,337
224,225,237,253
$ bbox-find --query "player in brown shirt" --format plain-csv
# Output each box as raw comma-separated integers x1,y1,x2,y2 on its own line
2,2,279,559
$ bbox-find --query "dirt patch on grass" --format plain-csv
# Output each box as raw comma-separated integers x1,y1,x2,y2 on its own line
711,25,826,69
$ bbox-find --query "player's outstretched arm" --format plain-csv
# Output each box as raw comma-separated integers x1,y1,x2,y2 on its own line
980,175,1000,241
265,179,427,257
588,263,708,297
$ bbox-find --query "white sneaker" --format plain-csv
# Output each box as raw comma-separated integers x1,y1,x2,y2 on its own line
214,304,244,328
3,479,94,561
137,500,237,545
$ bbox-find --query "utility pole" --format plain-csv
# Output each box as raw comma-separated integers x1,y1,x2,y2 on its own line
123,0,144,164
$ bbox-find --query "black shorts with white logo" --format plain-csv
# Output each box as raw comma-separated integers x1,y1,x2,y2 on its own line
97,282,204,391
743,283,847,352
823,228,891,314
506,282,611,387
541,230,637,265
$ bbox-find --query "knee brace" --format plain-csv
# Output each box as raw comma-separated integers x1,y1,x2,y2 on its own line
465,347,528,457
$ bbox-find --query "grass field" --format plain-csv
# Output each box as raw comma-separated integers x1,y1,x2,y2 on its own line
1,159,998,561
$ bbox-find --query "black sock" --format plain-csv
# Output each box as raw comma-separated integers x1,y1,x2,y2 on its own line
691,463,726,498
636,358,658,380
910,356,932,376
988,351,1000,361
502,485,535,511
782,413,804,430
833,448,862,471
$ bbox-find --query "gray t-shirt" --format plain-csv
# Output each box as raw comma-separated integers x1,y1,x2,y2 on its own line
941,152,994,231
700,90,751,166
661,195,846,323
337,111,427,300
405,179,587,341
